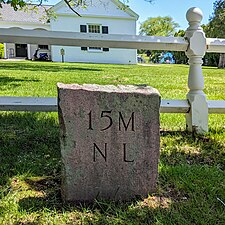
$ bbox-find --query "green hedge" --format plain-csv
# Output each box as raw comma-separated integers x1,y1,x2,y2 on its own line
0,43,4,58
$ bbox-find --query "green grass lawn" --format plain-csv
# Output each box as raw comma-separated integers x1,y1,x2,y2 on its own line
0,61,225,224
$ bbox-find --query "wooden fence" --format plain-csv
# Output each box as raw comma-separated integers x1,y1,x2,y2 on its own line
0,7,225,133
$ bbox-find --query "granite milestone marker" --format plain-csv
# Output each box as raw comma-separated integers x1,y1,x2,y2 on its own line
57,84,160,203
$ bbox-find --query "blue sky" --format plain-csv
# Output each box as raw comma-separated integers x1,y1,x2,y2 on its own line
48,0,214,31
128,0,214,31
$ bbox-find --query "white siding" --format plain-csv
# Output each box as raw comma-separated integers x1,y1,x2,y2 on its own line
52,46,136,64
51,16,136,34
50,14,137,64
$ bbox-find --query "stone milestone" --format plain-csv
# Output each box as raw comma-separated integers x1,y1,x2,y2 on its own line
57,84,161,203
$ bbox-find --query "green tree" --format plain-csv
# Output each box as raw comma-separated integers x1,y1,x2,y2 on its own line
139,16,179,36
0,0,154,16
139,16,179,64
0,43,4,58
207,0,225,37
202,24,219,67
206,0,225,68
173,29,188,64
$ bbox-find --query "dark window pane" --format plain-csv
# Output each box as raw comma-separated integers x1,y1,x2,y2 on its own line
38,45,49,50
80,25,87,33
102,26,109,34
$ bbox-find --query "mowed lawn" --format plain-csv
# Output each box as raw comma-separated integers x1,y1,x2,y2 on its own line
0,61,225,224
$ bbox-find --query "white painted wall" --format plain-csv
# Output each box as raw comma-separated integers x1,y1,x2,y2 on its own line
52,46,136,64
50,15,136,34
30,44,38,57
50,0,138,64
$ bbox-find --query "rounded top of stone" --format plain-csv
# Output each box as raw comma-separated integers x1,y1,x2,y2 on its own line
57,83,160,96
186,7,203,23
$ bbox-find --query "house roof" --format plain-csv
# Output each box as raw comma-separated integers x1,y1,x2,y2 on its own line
0,0,138,24
111,0,139,19
0,4,52,24
51,0,139,20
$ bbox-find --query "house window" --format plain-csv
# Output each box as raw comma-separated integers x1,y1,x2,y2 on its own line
80,24,109,52
88,24,101,51
89,47,102,51
88,24,101,34
38,45,49,50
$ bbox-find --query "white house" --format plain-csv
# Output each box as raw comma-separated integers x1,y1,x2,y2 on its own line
0,0,139,64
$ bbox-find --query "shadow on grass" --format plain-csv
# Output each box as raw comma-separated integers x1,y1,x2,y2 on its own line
160,130,225,169
202,66,222,70
0,112,60,185
0,112,225,224
0,76,40,90
0,76,40,84
0,62,103,73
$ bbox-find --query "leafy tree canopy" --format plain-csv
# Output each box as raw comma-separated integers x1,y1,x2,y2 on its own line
139,16,179,36
174,29,185,37
0,0,154,16
201,2,225,68
206,0,225,38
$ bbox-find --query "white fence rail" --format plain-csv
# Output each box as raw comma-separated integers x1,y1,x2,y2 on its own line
1,97,224,115
206,38,225,53
0,27,188,51
0,7,225,133
0,97,191,113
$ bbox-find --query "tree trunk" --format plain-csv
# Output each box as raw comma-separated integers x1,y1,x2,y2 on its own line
218,53,225,69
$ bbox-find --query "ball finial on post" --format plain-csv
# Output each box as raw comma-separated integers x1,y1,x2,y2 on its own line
186,7,203,30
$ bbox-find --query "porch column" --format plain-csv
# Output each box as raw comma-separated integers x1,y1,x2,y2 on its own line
4,43,8,59
27,44,31,60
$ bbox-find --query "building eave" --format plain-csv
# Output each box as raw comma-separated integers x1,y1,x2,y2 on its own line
111,0,139,20
49,0,65,12
55,13,137,21
0,20,50,27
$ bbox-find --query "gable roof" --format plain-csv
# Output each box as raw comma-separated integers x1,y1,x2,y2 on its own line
51,0,139,20
0,4,52,24
111,0,139,19
0,0,139,24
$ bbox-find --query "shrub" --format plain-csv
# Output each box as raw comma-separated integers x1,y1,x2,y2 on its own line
0,43,4,58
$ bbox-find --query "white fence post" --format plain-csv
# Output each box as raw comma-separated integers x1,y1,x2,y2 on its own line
185,7,208,133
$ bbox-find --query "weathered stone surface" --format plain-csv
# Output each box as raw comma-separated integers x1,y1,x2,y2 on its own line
58,83,160,203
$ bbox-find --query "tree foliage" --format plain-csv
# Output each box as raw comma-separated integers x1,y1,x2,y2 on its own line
139,17,180,64
207,0,225,38
0,0,154,16
173,29,188,64
201,24,219,67
139,16,179,36
0,43,4,59
205,0,225,68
